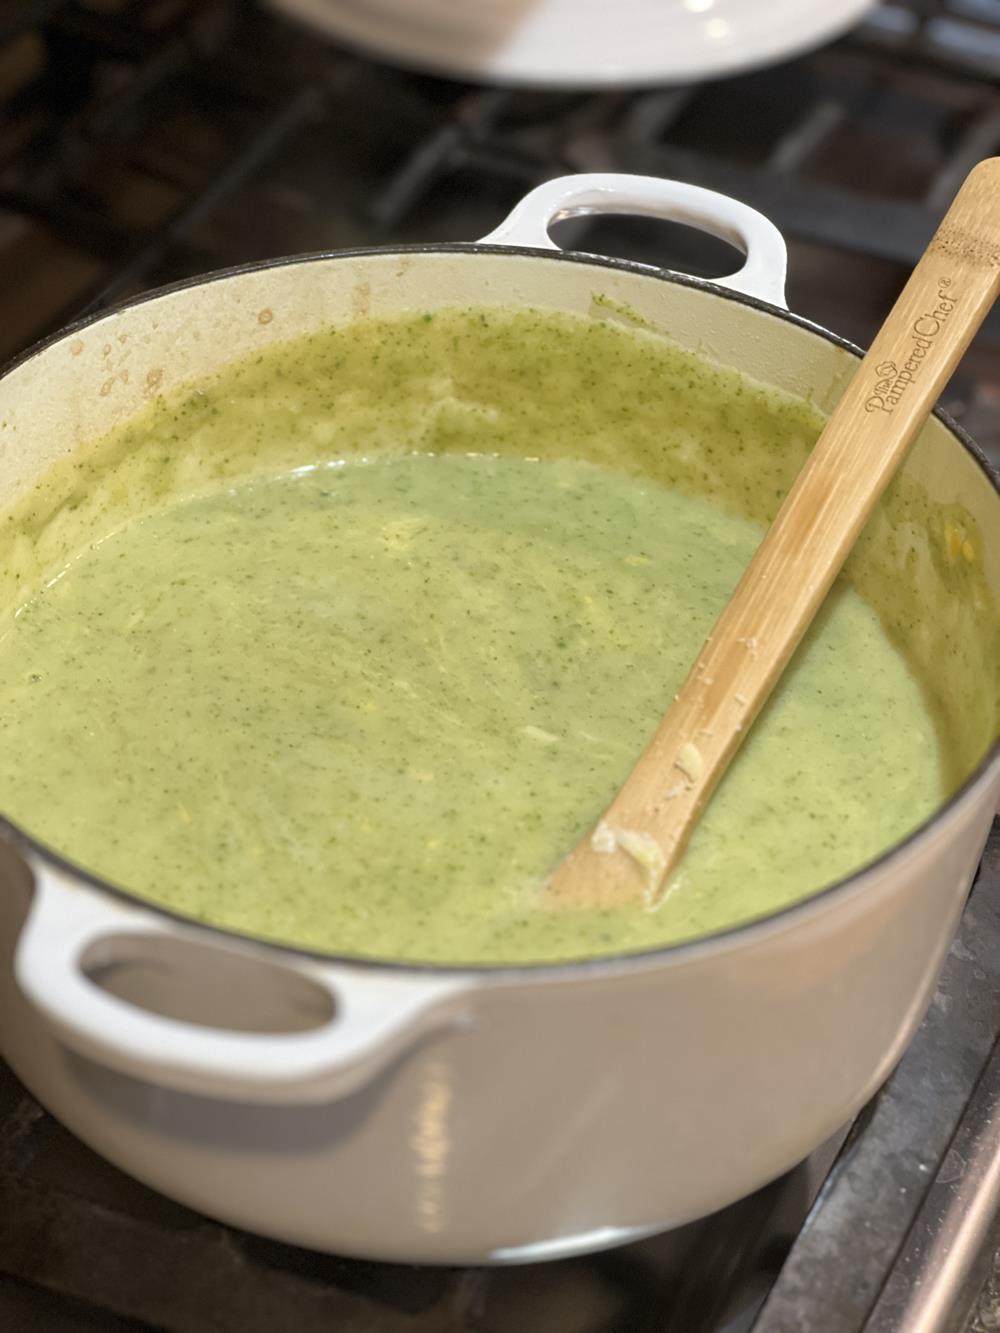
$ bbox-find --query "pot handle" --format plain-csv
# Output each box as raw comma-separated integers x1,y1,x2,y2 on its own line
479,173,788,309
15,864,469,1105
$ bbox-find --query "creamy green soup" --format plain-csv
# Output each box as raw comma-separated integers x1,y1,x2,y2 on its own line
0,305,973,965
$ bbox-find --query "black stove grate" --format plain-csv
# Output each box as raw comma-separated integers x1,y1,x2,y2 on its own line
0,3,998,315
2,1,1000,457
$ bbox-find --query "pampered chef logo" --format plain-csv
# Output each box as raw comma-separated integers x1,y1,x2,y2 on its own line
865,278,956,413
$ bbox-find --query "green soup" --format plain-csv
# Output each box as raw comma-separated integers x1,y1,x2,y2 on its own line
0,305,984,965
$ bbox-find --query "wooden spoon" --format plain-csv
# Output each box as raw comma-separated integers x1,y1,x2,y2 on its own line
548,156,1000,911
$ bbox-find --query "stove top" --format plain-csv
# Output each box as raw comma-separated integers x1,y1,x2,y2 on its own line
1,0,999,473
0,2,999,1329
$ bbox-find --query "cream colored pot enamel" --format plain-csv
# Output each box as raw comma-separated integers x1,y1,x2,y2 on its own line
0,175,997,1263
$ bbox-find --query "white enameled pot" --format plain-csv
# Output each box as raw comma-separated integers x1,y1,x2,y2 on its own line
0,175,997,1265
264,0,877,89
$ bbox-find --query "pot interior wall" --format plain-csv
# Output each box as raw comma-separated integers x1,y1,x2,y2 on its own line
0,249,997,796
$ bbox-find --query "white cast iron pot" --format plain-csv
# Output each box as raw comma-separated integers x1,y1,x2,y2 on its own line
0,175,997,1265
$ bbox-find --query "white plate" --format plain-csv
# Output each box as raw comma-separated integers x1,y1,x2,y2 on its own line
265,0,879,88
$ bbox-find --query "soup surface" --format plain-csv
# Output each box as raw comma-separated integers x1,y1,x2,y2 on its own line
0,438,943,963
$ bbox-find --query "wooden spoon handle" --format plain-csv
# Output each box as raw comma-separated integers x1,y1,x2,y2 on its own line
549,156,1000,910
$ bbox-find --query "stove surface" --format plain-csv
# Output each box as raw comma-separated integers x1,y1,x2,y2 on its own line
0,2,999,1329
1,0,999,466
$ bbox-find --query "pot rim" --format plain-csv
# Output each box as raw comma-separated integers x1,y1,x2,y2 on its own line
1,240,998,980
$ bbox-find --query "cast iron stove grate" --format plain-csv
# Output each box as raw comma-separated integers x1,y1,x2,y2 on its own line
0,2,999,1329
1,0,1000,458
